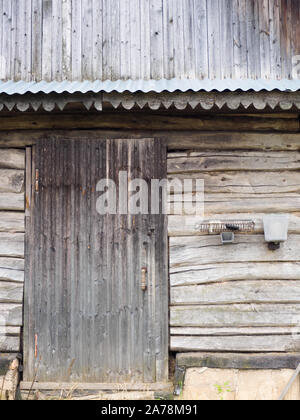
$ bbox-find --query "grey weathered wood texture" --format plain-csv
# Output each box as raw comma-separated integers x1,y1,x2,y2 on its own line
171,335,300,353
168,151,300,173
0,193,24,211
171,304,300,327
171,281,300,305
0,282,23,303
170,262,300,286
169,172,300,194
0,212,25,233
24,137,168,383
0,113,297,133
170,235,300,266
0,233,24,258
171,327,300,336
0,150,24,169
1,130,300,151
0,334,20,353
169,138,300,353
176,352,300,370
0,170,24,193
0,0,299,81
0,148,25,354
0,303,22,327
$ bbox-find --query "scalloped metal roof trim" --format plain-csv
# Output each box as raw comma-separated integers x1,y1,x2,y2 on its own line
1,79,300,95
1,91,300,112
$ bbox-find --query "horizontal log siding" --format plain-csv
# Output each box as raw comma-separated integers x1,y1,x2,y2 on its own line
0,149,25,353
168,142,300,353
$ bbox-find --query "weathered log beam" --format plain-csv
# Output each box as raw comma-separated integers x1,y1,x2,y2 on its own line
0,269,24,284
0,233,24,258
176,353,300,370
167,132,300,150
0,335,20,353
169,195,300,215
0,212,25,233
171,335,300,353
171,327,300,336
0,193,24,211
169,197,300,215
0,149,25,169
0,113,298,132
0,304,23,327
0,130,300,151
168,172,300,194
170,303,300,327
168,151,300,173
171,280,300,305
0,170,24,193
170,262,300,286
0,282,23,304
0,258,24,271
170,234,300,267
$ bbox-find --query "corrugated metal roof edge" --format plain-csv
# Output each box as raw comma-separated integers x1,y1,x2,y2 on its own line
1,79,300,95
2,91,300,112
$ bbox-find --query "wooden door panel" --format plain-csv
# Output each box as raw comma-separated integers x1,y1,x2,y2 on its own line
24,138,168,383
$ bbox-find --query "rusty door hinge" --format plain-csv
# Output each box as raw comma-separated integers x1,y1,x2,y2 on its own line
35,169,39,192
141,267,147,292
34,334,38,358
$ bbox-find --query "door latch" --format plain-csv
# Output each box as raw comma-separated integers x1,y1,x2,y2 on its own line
35,169,39,192
35,334,38,358
141,267,147,292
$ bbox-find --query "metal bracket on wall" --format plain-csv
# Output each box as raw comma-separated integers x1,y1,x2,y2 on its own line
195,220,255,235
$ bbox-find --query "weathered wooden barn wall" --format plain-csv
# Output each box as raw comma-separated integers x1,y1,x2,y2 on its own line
168,138,300,353
0,116,300,358
0,149,25,354
0,0,300,82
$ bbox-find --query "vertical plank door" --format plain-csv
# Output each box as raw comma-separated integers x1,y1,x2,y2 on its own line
24,138,168,384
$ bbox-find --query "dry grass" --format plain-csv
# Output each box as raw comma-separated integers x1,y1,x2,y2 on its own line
27,388,154,401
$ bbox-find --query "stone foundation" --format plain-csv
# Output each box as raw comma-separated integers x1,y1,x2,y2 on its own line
179,368,300,401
